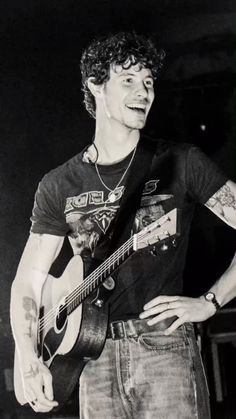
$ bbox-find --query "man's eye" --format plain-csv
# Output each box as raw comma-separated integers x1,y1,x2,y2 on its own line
123,77,133,84
145,79,154,87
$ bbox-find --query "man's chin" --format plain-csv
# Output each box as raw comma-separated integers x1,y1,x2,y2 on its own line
125,119,146,130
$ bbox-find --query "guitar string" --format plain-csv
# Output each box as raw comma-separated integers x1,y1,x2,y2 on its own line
38,237,133,332
38,236,134,332
38,220,171,333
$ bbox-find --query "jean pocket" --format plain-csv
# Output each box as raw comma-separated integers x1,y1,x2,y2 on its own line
139,330,187,352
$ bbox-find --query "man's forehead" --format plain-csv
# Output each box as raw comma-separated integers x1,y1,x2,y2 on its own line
110,63,153,77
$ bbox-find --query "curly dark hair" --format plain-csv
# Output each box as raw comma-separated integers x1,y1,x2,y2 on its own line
80,31,165,118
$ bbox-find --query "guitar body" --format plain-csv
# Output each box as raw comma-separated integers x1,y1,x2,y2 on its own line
14,255,110,409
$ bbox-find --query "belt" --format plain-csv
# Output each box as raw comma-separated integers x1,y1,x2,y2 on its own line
107,317,177,340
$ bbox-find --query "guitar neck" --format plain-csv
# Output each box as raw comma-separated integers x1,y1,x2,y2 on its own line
66,235,135,313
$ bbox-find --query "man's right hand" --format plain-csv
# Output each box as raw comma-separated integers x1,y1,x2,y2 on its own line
22,358,58,412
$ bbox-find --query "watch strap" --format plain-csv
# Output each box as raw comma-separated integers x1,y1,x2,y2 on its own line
204,292,221,311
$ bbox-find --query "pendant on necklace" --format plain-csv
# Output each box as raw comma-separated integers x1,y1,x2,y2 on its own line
107,191,117,203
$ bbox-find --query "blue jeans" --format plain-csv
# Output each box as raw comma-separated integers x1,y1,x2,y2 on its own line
79,321,210,418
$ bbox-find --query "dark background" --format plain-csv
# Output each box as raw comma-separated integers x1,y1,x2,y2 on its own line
0,1,235,418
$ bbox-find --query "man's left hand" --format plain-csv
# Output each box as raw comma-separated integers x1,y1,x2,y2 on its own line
139,295,216,334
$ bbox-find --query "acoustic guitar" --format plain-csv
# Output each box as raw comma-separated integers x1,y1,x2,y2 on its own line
14,208,177,410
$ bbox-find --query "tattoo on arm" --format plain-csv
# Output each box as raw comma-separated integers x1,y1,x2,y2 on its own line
23,297,37,338
23,364,39,378
206,184,236,217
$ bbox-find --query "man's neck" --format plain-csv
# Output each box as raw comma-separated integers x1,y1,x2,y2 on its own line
93,124,140,165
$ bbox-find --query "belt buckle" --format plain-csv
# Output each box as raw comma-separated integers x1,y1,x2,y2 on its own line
110,320,127,340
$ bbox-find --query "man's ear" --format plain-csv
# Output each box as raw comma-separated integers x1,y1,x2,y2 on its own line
87,77,104,98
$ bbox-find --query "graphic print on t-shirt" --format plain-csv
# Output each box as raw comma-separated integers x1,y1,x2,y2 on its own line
65,188,123,255
64,181,174,256
134,193,173,232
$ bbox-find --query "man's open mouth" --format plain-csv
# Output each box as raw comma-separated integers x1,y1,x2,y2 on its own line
126,103,146,114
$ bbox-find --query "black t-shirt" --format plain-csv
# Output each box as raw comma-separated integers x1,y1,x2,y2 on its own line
31,138,227,320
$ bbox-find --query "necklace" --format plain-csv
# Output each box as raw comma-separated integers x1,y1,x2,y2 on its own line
95,147,137,203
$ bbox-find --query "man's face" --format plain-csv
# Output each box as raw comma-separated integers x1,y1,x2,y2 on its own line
99,63,155,130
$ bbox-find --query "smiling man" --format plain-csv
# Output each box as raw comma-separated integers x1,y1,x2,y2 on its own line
94,63,155,130
10,32,236,418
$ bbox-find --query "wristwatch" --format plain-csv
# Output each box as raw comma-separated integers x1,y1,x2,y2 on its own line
204,292,221,312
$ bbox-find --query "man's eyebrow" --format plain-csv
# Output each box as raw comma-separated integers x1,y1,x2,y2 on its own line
117,71,135,77
117,71,154,79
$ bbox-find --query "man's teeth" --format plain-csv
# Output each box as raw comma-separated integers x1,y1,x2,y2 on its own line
127,104,146,110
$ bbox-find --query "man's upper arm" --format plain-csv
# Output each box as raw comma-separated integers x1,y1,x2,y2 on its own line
205,180,236,229
16,233,65,284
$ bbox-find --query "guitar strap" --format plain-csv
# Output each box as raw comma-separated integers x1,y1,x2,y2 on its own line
105,135,156,257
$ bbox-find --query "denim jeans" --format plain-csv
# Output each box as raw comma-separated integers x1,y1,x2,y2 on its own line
79,321,210,419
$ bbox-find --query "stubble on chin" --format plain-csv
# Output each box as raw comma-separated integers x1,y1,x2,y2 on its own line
126,117,147,130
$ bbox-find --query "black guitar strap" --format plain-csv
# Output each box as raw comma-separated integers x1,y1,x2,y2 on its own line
106,135,156,256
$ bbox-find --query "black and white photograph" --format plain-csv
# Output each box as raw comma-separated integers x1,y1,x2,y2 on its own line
1,1,236,418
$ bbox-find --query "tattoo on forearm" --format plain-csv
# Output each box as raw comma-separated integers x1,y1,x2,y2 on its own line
23,297,37,338
23,364,39,378
207,185,236,216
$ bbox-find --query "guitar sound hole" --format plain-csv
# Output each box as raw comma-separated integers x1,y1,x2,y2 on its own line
56,304,67,331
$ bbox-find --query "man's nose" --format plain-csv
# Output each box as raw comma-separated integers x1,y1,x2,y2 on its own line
135,82,148,98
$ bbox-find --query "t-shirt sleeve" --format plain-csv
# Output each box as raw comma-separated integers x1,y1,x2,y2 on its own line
185,146,228,203
30,174,69,236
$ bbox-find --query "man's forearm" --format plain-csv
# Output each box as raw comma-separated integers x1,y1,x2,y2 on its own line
10,279,43,367
10,261,49,369
10,233,64,365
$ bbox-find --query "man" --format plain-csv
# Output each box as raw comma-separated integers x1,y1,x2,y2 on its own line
10,32,236,418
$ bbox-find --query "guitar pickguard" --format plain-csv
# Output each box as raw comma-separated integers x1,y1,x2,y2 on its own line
39,304,68,362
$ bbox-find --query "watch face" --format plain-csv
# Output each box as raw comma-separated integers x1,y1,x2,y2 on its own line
204,292,220,310
205,292,214,301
